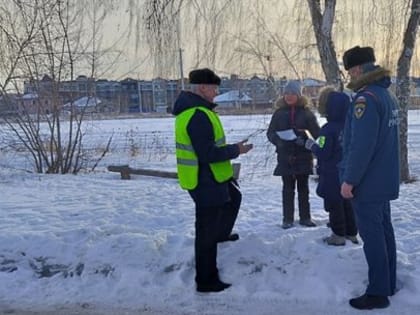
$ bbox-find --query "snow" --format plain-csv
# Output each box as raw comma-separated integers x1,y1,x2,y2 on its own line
1,112,420,315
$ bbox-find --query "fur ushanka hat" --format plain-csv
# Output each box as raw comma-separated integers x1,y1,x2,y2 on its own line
188,68,221,85
343,46,376,70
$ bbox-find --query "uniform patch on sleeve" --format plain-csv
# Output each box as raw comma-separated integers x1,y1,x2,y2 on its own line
355,96,366,103
354,97,366,119
318,136,325,148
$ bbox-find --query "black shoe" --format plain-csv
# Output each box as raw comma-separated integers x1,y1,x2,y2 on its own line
196,280,231,293
299,219,316,227
282,222,294,229
349,293,390,310
218,233,239,243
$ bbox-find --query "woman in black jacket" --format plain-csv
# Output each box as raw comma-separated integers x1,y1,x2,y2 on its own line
267,81,320,229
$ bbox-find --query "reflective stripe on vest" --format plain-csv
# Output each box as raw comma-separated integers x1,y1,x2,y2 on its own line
175,106,233,190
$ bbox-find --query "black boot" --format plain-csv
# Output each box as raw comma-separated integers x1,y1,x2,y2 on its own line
197,279,231,293
349,293,390,310
217,233,239,243
299,218,316,227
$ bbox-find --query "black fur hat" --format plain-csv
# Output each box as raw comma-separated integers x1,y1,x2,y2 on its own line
343,46,376,70
188,68,221,85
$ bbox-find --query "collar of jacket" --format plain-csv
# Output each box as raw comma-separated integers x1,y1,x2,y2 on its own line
347,66,391,91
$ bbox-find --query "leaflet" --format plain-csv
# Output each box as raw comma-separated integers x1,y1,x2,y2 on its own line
276,129,297,141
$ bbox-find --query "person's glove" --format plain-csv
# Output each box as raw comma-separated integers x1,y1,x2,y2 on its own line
305,138,316,150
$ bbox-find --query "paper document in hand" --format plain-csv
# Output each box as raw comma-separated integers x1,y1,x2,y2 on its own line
303,129,314,140
276,129,297,141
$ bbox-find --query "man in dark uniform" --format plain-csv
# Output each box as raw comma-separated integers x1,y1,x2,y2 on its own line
173,68,253,292
340,46,400,309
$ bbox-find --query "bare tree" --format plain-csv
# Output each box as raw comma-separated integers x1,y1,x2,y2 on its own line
140,0,239,78
306,0,418,182
306,0,341,86
0,0,113,174
396,0,420,182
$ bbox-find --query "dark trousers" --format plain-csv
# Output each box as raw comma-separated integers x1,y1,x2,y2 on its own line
351,199,396,296
218,181,241,240
194,183,241,285
281,174,310,223
324,198,357,237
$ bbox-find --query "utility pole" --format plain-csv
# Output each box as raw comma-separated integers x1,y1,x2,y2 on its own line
179,48,185,90
137,80,143,113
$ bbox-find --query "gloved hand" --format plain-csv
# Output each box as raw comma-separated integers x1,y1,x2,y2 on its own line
295,136,306,146
305,138,316,150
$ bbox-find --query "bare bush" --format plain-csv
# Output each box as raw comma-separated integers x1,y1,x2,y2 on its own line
0,0,114,174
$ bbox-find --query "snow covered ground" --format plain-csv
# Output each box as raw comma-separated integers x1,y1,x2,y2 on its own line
1,112,420,315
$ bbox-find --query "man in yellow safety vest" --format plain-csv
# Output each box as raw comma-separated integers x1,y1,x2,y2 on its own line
173,68,253,293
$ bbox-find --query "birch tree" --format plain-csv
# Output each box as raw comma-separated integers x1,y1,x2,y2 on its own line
396,0,420,182
303,0,419,182
306,0,342,86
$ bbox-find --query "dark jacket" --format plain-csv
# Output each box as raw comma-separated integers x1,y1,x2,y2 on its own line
340,66,400,201
310,91,350,202
267,97,320,175
172,91,240,207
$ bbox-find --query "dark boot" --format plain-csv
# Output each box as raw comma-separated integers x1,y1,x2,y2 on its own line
217,233,239,243
197,279,231,293
282,222,294,229
349,293,390,310
299,218,316,227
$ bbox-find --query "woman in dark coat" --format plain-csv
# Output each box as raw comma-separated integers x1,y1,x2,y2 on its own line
267,81,320,229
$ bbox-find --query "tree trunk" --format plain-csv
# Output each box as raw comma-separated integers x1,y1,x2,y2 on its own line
307,0,341,87
396,0,420,183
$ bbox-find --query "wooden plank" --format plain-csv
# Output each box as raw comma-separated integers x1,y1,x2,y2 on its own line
107,163,240,180
107,165,177,179
128,168,177,179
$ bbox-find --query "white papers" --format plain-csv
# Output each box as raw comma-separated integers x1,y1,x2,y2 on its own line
276,129,297,141
302,129,314,140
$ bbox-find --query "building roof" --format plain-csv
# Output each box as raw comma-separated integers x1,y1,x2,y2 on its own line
214,90,252,103
21,93,38,100
63,96,101,107
302,78,325,87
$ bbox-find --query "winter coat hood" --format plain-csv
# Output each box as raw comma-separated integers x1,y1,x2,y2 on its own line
318,88,350,124
347,66,392,92
172,91,216,116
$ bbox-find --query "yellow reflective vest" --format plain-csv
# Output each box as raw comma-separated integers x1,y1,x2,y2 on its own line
175,106,233,190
